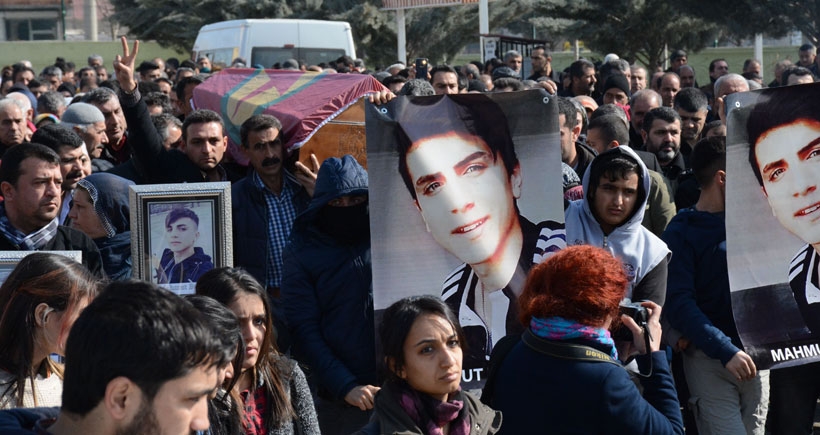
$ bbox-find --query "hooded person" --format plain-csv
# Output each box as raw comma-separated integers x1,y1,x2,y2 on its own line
281,155,378,435
565,146,670,305
69,173,134,281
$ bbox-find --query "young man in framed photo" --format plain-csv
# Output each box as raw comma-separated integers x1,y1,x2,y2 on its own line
156,207,214,284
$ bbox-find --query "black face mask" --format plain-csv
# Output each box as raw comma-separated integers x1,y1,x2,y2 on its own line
316,202,370,244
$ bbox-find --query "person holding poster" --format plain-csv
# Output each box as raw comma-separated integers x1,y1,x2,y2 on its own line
745,93,820,434
394,95,565,369
565,146,670,306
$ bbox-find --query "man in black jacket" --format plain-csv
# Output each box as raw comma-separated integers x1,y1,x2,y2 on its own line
112,37,239,184
0,143,104,276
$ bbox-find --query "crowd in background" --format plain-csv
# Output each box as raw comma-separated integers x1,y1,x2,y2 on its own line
0,38,818,434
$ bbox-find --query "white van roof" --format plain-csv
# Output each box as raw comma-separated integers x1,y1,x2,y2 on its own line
198,18,351,31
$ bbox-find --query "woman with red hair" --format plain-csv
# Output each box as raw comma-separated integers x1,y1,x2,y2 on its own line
486,245,683,434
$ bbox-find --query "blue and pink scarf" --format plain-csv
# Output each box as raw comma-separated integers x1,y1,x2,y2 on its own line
530,316,618,360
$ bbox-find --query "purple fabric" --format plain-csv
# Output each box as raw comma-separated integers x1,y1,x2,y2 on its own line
396,383,471,435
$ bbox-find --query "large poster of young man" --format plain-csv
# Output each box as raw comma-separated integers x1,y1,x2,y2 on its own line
366,91,565,389
727,83,820,369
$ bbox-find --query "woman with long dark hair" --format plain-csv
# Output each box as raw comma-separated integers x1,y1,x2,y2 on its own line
196,267,319,435
356,295,502,435
0,253,98,409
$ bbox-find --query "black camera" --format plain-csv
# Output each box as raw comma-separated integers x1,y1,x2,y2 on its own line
415,58,428,79
612,301,648,341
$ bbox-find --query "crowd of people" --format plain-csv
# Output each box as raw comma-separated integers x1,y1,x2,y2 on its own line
0,34,818,434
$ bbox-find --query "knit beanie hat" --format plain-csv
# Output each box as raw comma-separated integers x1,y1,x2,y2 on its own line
603,75,631,98
61,102,104,126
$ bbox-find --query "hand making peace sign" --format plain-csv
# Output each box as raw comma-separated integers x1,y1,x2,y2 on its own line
113,36,139,93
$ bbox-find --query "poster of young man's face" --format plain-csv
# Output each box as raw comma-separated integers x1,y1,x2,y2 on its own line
726,82,820,369
148,200,216,294
366,91,565,390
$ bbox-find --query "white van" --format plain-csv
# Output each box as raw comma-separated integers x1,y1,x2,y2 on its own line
192,19,356,68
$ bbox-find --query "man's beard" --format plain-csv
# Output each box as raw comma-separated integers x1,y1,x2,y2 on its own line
654,144,677,164
116,397,162,435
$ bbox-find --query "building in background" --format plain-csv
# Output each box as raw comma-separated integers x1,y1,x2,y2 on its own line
0,0,117,41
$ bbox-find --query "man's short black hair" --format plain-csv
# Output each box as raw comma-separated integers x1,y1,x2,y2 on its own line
175,75,206,101
336,55,354,68
673,87,708,112
708,58,727,73
165,206,199,228
144,91,172,114
691,136,726,188
429,65,458,83
151,113,182,145
492,77,522,91
155,77,173,87
12,64,34,82
137,60,160,75
569,59,595,79
137,81,161,95
396,94,518,201
239,114,283,148
588,114,629,147
381,75,406,88
742,58,760,71
747,91,820,186
702,120,724,137
642,106,681,133
181,109,224,140
0,143,60,186
457,74,468,91
31,124,83,152
557,97,578,129
782,66,814,85
800,43,816,53
61,280,226,416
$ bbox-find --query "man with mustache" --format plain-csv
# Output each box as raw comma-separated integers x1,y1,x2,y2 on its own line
30,124,91,224
232,114,314,351
0,143,103,276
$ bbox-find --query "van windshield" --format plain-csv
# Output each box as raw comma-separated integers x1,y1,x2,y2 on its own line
252,47,348,69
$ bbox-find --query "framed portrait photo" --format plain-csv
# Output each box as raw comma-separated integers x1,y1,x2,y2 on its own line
0,251,82,285
130,182,232,295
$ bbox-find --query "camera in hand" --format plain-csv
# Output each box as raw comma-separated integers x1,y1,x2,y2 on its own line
612,301,648,341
